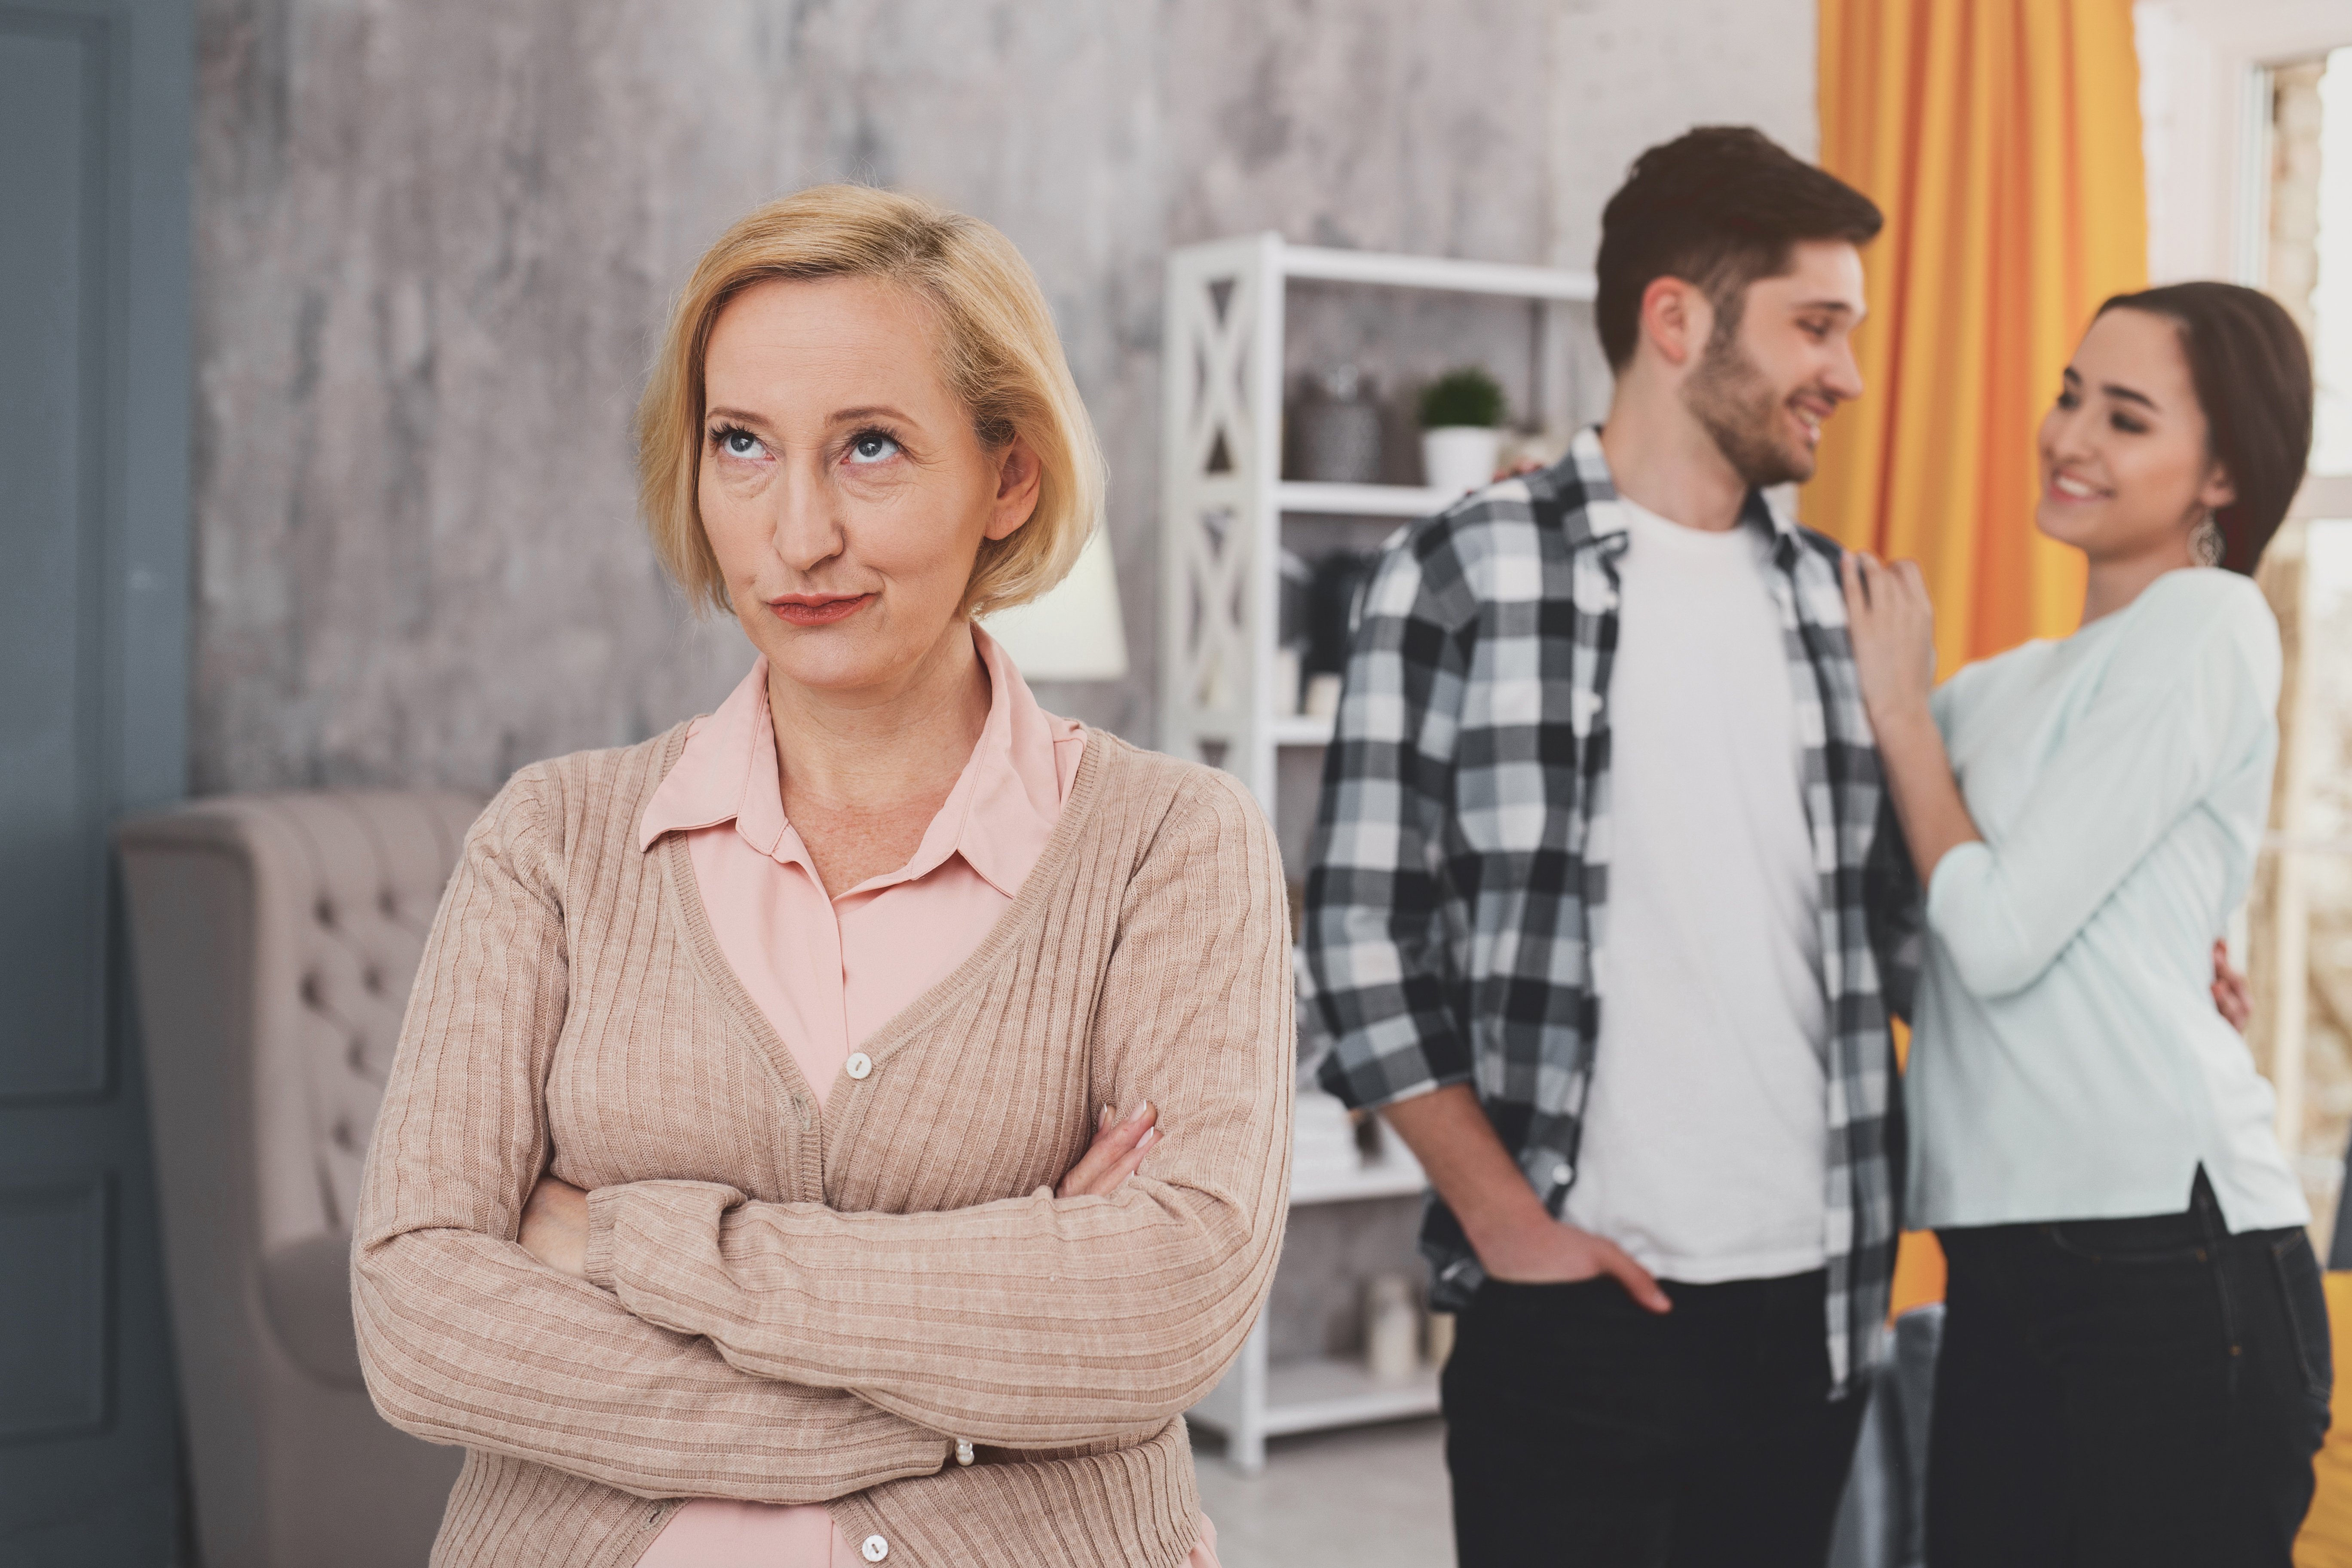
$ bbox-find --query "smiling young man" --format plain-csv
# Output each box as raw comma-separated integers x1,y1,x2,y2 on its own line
1305,128,1908,1566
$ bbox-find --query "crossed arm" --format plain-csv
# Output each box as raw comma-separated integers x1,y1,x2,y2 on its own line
515,1102,1163,1277
354,764,1290,1495
352,779,946,1502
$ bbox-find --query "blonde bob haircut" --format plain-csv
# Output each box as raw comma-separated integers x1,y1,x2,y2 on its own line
637,184,1106,620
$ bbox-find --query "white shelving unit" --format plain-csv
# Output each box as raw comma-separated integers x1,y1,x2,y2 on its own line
1263,713,1335,748
1162,234,1596,1471
1185,1154,1442,1474
1158,233,1597,806
1274,480,1451,518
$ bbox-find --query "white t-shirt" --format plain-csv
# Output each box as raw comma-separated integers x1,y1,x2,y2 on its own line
1559,497,1830,1283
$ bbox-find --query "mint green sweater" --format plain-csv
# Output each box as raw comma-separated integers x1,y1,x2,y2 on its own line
1907,568,2308,1234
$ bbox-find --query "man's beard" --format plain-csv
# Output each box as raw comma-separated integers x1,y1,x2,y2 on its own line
1680,323,1818,489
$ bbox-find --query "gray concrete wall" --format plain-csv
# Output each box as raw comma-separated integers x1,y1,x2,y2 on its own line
193,0,1815,794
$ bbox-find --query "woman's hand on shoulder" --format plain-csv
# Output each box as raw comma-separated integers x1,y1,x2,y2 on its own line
1841,550,1940,728
1057,1102,1160,1199
519,1173,591,1278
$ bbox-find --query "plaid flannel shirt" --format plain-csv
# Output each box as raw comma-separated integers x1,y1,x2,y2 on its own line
1304,427,1917,1392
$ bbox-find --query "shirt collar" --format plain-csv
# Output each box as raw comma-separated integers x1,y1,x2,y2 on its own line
636,626,1065,902
1547,424,1795,554
637,661,771,851
870,624,1062,899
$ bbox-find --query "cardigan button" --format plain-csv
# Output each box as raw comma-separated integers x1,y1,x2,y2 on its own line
862,1534,889,1562
845,1053,873,1081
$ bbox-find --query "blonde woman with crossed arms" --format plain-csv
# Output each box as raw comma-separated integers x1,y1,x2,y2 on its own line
354,187,1288,1568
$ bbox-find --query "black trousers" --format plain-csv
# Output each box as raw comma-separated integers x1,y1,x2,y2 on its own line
1443,1269,1866,1567
1930,1175,2333,1567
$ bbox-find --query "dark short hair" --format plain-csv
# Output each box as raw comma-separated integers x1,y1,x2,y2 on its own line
1595,127,1883,370
2094,282,2314,575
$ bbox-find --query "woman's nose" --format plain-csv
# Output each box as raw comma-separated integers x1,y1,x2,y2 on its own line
770,466,844,572
2042,405,2095,466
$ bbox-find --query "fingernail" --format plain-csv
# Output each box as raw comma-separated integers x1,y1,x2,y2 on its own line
1127,1101,1150,1123
1137,1127,1159,1150
1100,1105,1112,1130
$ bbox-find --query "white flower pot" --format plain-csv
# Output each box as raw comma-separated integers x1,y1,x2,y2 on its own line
1421,426,1503,498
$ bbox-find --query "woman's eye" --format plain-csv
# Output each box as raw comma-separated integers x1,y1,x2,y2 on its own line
2054,389,2079,410
846,431,901,466
2110,414,2147,435
716,428,767,460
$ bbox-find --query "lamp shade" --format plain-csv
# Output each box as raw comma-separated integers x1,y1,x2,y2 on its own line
981,527,1129,680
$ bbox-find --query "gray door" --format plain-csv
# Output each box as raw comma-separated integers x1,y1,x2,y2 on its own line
0,0,193,1560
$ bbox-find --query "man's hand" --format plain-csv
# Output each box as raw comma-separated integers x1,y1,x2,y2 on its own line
1379,1084,1672,1314
1057,1101,1160,1199
519,1173,590,1279
1479,1212,1673,1314
2213,940,2252,1033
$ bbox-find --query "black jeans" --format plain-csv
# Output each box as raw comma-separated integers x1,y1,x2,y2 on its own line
1931,1176,2333,1567
1443,1269,1867,1567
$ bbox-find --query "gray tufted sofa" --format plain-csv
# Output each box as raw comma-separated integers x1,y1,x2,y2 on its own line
119,792,482,1568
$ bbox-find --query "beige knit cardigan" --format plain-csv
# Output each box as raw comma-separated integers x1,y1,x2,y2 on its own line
352,724,1293,1568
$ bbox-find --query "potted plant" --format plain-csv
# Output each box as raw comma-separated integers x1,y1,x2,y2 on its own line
1418,366,1507,497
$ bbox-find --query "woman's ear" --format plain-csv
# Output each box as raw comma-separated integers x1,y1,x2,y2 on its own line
2196,461,2237,515
986,436,1043,542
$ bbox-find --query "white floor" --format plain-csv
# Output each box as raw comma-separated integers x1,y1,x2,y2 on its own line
1192,1417,1455,1568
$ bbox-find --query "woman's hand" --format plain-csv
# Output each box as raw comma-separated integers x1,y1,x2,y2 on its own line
1842,550,1985,887
517,1108,1158,1280
519,1173,591,1278
2212,940,2252,1033
1841,551,1940,726
1057,1102,1160,1199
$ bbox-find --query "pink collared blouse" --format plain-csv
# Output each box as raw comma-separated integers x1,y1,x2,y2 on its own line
632,627,1219,1568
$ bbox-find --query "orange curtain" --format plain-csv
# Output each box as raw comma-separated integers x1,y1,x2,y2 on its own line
1810,0,2150,1314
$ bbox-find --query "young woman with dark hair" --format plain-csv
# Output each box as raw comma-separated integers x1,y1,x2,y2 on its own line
1844,282,2324,1566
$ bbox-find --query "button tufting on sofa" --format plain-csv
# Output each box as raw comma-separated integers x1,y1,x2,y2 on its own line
120,789,485,1568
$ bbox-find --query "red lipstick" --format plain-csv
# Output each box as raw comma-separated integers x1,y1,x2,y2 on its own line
768,593,874,627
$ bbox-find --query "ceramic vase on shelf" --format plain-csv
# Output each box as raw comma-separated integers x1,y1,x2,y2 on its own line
1416,364,1508,499
1364,1274,1421,1384
1420,427,1502,497
1291,364,1383,484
